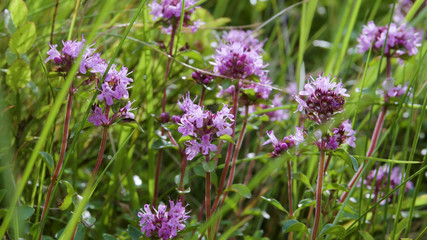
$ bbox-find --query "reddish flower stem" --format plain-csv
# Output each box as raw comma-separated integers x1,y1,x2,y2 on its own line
92,105,109,177
323,155,333,175
199,87,206,107
311,150,326,240
153,151,163,205
210,86,239,215
38,86,74,239
205,155,212,240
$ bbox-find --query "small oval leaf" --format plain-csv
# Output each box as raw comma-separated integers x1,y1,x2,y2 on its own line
282,219,309,234
227,184,251,199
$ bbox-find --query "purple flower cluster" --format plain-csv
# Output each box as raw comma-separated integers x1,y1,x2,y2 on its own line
45,37,102,74
356,21,421,59
314,119,356,150
295,74,349,124
381,78,409,101
263,127,304,157
221,30,265,53
192,70,215,85
211,42,266,79
362,165,414,203
138,200,190,240
149,0,204,34
176,93,234,160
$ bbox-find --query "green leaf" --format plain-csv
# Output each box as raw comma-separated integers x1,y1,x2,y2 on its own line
59,181,75,210
218,134,234,144
201,159,216,172
9,0,28,27
6,59,31,91
294,199,316,215
128,224,143,240
5,48,17,65
102,233,117,240
319,224,345,238
335,149,358,171
39,151,54,173
324,183,348,192
226,184,251,199
17,205,34,221
9,21,36,55
359,231,375,240
292,172,313,192
178,135,196,143
179,50,204,63
282,219,309,234
151,139,177,149
261,196,289,214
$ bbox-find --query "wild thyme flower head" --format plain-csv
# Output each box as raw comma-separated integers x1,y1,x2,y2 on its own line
211,41,266,79
263,126,304,157
313,119,356,150
45,37,102,74
149,0,204,34
362,165,414,203
94,64,134,106
192,70,215,85
381,78,409,101
356,21,421,59
177,92,234,160
295,73,349,124
138,200,190,240
222,30,265,52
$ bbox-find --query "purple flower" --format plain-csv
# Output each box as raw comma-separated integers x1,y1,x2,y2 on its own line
149,0,204,34
222,30,265,52
192,70,215,85
211,42,266,79
356,21,421,60
45,37,99,75
177,93,234,160
96,65,133,106
138,200,190,240
263,127,304,157
362,165,414,204
88,106,108,126
295,73,349,124
118,101,136,119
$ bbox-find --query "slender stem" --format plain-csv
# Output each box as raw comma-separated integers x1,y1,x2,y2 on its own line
38,88,74,239
302,205,314,240
92,126,109,177
153,150,163,205
179,154,187,202
311,150,326,240
339,105,387,203
199,87,206,107
225,105,249,190
323,155,332,175
366,187,380,232
205,155,212,240
287,160,294,240
210,86,239,215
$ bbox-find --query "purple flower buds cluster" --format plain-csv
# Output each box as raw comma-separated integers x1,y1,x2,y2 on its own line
356,21,421,59
381,78,409,101
361,165,414,204
45,37,103,75
192,70,215,85
314,119,356,150
177,92,234,160
295,74,349,125
138,200,190,240
212,30,273,104
149,0,204,34
263,127,304,157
